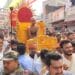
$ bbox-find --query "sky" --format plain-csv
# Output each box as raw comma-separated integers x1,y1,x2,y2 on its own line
32,0,46,15
0,0,7,8
0,0,45,15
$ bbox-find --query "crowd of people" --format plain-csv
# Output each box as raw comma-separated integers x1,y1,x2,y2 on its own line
0,20,75,75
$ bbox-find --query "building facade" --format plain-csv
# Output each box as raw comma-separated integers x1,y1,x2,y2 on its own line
43,0,75,32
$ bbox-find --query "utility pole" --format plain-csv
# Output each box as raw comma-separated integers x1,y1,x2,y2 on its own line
10,7,13,33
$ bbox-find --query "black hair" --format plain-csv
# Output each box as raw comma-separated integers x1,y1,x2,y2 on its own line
10,40,18,45
60,40,72,48
45,52,62,67
0,33,4,40
67,32,74,36
17,43,26,55
40,49,48,60
71,41,75,47
40,49,49,64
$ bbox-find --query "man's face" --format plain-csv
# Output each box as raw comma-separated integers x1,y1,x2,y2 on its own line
0,39,3,50
63,43,73,56
68,33,75,40
29,44,37,53
49,59,63,75
3,60,18,74
11,44,17,50
29,47,36,53
72,33,75,40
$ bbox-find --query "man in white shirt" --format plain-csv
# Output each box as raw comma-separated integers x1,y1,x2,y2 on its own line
60,40,75,74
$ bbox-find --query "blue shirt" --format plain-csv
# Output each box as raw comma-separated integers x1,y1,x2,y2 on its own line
18,54,34,72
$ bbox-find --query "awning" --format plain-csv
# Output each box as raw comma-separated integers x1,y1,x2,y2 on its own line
52,20,75,27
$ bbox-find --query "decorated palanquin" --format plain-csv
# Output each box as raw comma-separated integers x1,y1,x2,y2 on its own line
16,8,58,51
11,0,58,52
16,0,46,44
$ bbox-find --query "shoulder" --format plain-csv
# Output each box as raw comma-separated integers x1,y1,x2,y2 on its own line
45,72,50,75
63,70,73,75
14,67,25,75
72,53,75,57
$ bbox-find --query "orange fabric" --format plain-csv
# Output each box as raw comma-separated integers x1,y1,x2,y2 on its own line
26,35,58,52
37,35,58,51
16,22,31,44
37,21,45,36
